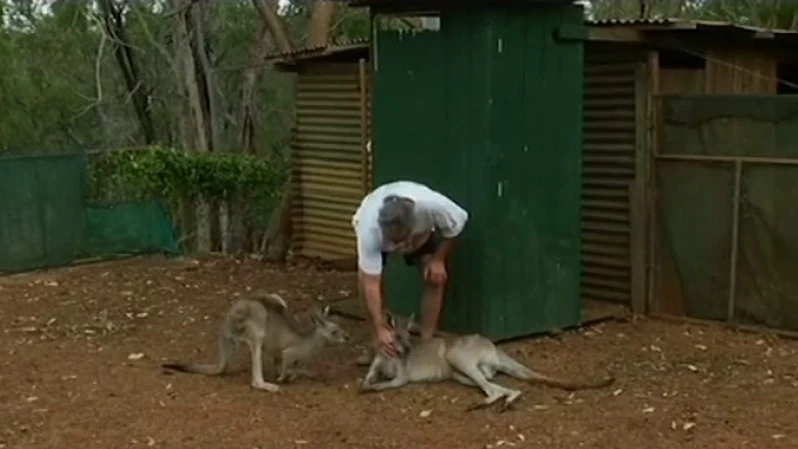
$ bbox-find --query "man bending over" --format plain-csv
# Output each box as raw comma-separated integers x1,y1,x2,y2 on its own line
351,180,469,363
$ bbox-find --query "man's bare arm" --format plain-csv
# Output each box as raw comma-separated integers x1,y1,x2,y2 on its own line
431,237,455,262
359,271,384,330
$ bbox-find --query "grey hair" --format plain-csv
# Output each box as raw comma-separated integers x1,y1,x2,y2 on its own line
377,195,414,241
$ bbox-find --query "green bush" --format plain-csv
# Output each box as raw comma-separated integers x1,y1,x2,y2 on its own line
87,146,286,204
86,146,287,239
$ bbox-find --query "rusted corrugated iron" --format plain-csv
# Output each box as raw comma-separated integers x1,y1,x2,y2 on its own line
290,64,370,260
581,43,644,305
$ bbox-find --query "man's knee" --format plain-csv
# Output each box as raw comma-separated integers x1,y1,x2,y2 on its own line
423,274,446,288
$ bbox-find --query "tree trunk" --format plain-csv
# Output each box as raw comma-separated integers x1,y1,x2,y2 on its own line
251,0,293,54
239,24,271,155
175,0,212,252
99,0,157,144
192,1,221,153
307,2,337,47
229,24,272,254
191,1,229,253
250,0,338,262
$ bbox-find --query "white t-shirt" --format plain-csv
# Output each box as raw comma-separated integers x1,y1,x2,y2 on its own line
351,180,469,276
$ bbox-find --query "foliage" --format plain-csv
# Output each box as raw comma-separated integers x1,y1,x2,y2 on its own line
585,0,798,28
87,147,287,207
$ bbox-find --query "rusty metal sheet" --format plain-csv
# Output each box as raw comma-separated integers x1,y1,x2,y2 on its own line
290,65,369,261
581,43,643,304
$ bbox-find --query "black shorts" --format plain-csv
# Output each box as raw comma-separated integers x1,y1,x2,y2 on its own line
381,231,443,268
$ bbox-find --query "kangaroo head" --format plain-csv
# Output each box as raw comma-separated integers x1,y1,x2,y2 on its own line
386,311,415,356
310,305,350,343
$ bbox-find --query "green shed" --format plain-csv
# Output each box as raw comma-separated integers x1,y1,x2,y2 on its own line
354,0,586,340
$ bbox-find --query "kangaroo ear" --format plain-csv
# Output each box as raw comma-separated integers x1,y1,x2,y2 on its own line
309,307,324,325
406,313,415,330
321,305,331,317
385,310,397,329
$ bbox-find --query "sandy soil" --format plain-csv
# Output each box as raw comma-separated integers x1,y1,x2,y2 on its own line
1,255,797,449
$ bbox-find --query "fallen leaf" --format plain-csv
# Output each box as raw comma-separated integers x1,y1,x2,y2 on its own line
146,436,155,446
613,388,623,396
683,422,696,431
419,409,432,418
642,406,655,413
295,440,308,445
695,344,707,351
26,396,39,402
772,434,786,440
128,352,145,360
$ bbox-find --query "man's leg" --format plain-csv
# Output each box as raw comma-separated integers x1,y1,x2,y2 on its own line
418,255,447,341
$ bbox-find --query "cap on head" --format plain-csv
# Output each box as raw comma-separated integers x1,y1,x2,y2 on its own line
378,195,415,243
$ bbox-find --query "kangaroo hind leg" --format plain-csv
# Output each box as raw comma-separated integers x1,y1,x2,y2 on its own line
247,332,280,392
448,351,521,411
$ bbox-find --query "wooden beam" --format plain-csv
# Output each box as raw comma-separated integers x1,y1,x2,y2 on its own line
587,27,644,42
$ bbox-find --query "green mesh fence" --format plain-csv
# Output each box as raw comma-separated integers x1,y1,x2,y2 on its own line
736,165,798,331
656,95,798,331
0,153,180,274
82,201,179,258
0,154,88,273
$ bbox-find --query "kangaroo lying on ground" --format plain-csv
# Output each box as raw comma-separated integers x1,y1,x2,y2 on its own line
360,312,615,411
162,292,350,392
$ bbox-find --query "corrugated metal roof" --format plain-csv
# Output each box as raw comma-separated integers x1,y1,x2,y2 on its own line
586,18,798,35
264,37,370,62
266,17,798,65
586,18,674,26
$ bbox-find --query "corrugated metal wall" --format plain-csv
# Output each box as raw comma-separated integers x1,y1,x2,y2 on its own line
291,63,370,260
582,43,644,304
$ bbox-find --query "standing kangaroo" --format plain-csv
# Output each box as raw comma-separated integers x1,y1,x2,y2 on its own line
162,293,350,392
360,312,615,411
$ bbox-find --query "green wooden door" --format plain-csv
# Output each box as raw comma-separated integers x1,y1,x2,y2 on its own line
371,4,584,340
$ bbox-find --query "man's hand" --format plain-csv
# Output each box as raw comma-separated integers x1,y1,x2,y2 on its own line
423,257,447,284
374,323,399,358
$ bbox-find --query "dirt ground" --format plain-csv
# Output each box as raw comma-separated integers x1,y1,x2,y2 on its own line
1,256,797,449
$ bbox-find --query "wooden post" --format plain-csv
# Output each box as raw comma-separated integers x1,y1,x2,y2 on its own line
629,184,646,314
358,58,369,196
727,160,743,323
645,50,660,315
630,60,648,314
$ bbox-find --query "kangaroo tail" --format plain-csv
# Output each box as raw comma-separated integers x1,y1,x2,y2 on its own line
255,292,289,316
495,349,615,391
162,332,235,376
